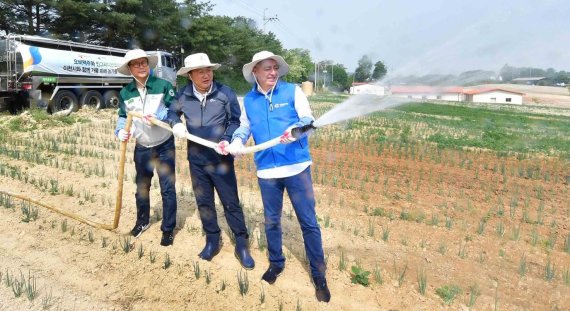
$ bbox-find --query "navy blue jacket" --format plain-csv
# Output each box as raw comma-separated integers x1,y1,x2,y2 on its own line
167,81,241,165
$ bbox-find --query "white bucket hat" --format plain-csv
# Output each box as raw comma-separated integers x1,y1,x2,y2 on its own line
177,53,221,76
117,49,158,75
242,51,289,84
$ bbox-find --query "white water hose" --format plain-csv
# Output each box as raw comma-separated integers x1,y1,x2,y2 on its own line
128,111,282,153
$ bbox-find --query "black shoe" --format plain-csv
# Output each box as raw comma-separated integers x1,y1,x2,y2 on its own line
312,276,331,303
160,231,174,246
131,223,150,238
261,264,284,284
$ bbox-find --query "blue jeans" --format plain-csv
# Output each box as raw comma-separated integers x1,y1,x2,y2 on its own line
189,160,248,238
133,136,177,232
258,166,326,278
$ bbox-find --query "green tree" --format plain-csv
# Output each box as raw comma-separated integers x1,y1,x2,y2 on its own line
93,0,138,48
0,0,55,35
347,73,355,87
371,60,387,81
0,1,12,33
176,0,213,54
313,60,349,92
51,0,106,42
283,48,312,83
554,71,569,84
183,15,283,93
545,68,556,80
132,0,181,51
330,64,349,91
315,60,333,90
354,55,372,82
519,67,545,78
458,70,495,85
86,0,209,50
499,64,516,81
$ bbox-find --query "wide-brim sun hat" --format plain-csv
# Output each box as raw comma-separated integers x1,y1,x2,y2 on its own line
242,51,289,84
177,53,221,76
117,49,158,75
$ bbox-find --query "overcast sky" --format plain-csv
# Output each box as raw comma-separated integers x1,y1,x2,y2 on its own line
209,0,569,75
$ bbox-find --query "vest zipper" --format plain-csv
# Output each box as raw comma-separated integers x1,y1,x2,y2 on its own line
266,97,277,166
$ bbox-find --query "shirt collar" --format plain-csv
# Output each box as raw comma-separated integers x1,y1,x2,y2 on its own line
192,83,213,100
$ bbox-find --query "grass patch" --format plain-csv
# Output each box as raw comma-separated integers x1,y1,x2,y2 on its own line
2,108,90,133
385,102,570,157
436,284,461,305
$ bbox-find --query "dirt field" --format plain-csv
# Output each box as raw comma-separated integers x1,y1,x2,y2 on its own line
0,101,569,311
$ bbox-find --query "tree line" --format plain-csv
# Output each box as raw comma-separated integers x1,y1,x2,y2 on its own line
384,65,570,88
499,64,569,86
0,0,375,93
7,2,560,93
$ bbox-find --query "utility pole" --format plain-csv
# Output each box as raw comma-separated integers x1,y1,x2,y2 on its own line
314,62,318,93
323,65,327,89
263,8,279,32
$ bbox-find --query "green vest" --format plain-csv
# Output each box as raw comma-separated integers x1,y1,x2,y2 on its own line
118,76,176,147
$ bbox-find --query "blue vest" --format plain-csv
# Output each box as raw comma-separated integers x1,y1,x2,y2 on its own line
244,81,311,170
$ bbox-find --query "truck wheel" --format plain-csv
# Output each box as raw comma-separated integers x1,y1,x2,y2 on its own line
104,90,120,109
50,90,79,113
80,90,104,110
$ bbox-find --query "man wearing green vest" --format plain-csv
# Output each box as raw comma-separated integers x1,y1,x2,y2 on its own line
114,49,178,247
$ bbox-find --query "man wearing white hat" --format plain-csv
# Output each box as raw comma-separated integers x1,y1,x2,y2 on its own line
114,49,178,247
166,53,254,269
227,51,330,302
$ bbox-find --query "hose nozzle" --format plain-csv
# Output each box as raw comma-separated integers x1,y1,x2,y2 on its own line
291,121,317,139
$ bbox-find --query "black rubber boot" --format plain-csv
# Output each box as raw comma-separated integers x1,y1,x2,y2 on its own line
198,233,222,261
234,236,255,270
262,263,284,284
312,275,331,303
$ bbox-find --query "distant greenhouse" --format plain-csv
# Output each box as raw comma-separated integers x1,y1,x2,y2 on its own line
511,77,546,85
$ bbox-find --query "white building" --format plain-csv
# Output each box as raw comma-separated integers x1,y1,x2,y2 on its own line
350,83,385,96
464,88,523,105
390,86,465,101
387,86,524,105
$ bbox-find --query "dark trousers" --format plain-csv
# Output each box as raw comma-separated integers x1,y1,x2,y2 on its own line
133,136,177,232
258,166,326,278
189,160,248,238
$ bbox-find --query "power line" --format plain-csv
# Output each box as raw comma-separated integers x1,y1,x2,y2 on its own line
275,20,311,48
263,8,279,32
232,0,265,17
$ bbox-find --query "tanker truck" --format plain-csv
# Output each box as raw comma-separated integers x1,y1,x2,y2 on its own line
0,34,177,114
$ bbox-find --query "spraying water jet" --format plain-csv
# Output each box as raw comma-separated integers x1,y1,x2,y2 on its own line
290,94,407,138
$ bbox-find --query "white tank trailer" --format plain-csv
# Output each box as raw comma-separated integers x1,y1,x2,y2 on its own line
0,34,177,114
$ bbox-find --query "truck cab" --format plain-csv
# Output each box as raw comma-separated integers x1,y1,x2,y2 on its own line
0,37,29,113
150,51,177,88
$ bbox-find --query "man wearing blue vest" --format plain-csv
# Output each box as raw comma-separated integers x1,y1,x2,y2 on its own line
227,51,330,303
